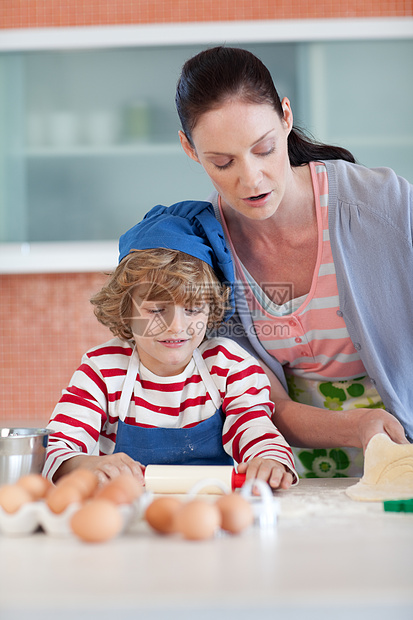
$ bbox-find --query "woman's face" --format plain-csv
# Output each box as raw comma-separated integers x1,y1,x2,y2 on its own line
179,98,293,222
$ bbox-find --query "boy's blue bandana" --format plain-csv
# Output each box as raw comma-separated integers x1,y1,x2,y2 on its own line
118,200,235,320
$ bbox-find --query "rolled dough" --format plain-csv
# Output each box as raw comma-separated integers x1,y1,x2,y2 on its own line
346,433,413,502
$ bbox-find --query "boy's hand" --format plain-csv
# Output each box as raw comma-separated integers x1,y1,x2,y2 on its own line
237,458,294,491
88,453,145,485
55,453,145,486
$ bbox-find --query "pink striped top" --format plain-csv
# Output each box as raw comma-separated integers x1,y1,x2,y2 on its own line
220,162,367,381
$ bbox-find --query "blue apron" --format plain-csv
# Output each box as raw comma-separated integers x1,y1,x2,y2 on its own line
113,347,233,467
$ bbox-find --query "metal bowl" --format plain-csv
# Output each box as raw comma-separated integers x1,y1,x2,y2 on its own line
0,428,54,485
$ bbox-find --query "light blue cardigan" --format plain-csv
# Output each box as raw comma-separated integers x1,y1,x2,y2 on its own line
208,159,413,442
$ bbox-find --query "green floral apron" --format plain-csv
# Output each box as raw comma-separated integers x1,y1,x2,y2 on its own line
286,373,384,478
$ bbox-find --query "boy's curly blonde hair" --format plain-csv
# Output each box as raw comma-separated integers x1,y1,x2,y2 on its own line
91,248,230,342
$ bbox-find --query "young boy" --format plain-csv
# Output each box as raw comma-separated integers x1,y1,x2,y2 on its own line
44,200,297,489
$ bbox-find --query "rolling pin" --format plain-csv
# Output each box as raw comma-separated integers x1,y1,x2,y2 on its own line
144,465,246,495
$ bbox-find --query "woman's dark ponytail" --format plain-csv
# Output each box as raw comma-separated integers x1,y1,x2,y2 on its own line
288,126,356,165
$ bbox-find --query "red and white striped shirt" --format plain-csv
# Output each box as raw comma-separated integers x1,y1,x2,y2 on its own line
44,337,296,480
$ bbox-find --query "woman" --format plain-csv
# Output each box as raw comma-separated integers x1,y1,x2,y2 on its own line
175,45,411,478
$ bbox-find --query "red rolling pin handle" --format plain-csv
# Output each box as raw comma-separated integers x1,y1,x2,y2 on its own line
232,470,247,489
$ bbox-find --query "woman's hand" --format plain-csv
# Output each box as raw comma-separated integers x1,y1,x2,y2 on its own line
54,453,145,485
259,360,409,452
355,408,409,452
237,458,294,491
263,359,409,452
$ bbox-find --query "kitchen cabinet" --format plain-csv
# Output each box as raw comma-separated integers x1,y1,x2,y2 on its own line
0,42,298,245
0,26,412,272
297,39,413,177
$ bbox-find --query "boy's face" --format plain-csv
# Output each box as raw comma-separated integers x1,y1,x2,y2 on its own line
129,286,210,376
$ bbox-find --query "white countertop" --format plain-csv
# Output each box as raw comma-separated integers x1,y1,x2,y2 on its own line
0,478,412,620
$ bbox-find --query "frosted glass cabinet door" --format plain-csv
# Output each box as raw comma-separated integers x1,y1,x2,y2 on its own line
12,46,219,243
297,40,413,181
0,43,297,244
1,40,411,246
0,55,27,243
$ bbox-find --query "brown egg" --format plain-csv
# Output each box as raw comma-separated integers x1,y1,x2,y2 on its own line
56,469,99,499
0,484,33,514
145,496,182,534
94,474,143,505
70,499,124,543
46,483,83,514
175,499,221,541
17,474,52,500
106,474,143,502
215,493,254,534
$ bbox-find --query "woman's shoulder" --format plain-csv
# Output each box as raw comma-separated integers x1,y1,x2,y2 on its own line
325,159,412,202
324,159,412,229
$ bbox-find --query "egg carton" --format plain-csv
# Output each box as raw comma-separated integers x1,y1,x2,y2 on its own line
0,480,279,538
0,496,149,537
